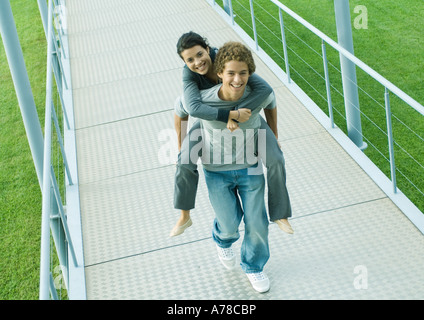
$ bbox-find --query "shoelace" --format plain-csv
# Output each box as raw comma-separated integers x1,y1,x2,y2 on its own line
247,272,267,282
217,246,234,259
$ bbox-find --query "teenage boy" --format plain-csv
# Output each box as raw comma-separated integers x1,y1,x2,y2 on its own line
197,42,275,293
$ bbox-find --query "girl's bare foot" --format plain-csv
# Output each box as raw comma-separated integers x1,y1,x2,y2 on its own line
170,210,192,237
275,219,294,234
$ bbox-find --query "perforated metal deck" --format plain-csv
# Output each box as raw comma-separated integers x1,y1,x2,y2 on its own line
67,0,424,299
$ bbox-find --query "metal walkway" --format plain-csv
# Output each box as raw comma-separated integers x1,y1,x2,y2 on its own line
67,0,424,299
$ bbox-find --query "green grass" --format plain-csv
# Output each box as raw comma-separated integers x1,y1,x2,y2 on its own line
0,0,46,300
218,0,424,212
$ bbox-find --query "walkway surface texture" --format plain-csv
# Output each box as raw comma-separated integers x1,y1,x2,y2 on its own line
66,0,424,299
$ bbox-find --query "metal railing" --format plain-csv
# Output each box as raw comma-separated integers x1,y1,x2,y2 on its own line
0,0,79,300
268,0,424,194
209,0,424,215
38,0,78,300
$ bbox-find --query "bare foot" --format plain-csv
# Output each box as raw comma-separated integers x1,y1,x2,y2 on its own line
170,210,192,237
275,219,294,234
175,211,190,227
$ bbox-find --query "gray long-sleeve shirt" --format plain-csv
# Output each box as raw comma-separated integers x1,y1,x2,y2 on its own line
198,85,276,172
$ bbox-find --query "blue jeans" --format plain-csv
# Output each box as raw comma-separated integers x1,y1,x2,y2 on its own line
203,168,270,273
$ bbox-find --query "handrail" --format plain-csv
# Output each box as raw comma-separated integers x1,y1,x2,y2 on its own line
269,0,424,117
39,0,54,300
39,0,78,300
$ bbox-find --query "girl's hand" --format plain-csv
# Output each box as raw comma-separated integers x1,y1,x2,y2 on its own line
235,108,251,123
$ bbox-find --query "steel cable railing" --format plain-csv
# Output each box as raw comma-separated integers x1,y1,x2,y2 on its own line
210,0,424,213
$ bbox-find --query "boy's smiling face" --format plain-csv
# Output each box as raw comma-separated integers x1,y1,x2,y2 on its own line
217,60,250,101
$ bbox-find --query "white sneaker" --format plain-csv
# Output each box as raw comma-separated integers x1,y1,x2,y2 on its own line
246,272,270,293
216,244,236,270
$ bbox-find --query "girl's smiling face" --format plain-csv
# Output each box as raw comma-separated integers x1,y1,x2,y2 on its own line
180,45,212,76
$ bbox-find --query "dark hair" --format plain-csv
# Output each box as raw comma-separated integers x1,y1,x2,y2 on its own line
176,31,210,58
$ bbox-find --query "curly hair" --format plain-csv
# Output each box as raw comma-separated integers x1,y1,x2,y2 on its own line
214,42,256,75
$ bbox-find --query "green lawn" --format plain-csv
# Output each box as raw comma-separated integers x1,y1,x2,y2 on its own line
1,0,423,300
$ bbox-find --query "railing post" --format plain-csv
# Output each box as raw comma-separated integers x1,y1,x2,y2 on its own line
37,0,48,38
222,0,235,25
223,0,231,14
322,40,334,128
229,0,235,26
385,88,397,194
278,8,291,83
0,0,45,189
334,0,367,150
51,104,73,185
249,0,259,51
40,0,54,300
